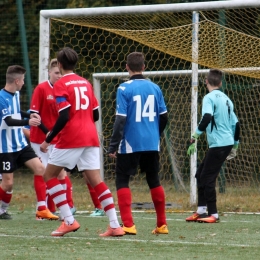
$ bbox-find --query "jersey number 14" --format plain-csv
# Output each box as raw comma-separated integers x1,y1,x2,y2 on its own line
133,95,156,122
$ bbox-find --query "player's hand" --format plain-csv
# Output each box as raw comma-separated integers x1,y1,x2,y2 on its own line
40,141,49,153
108,152,117,159
28,118,41,126
30,113,41,120
187,132,199,156
226,144,238,160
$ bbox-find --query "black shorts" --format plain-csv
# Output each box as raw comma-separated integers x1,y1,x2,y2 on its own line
0,145,38,173
116,151,159,176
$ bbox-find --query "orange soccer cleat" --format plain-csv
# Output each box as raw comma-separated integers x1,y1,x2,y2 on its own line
99,226,125,237
51,220,80,236
152,224,169,234
197,215,220,223
185,212,207,222
122,224,137,235
36,209,59,220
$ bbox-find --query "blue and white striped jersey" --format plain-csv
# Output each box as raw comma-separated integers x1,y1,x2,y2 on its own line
116,78,167,153
0,89,28,153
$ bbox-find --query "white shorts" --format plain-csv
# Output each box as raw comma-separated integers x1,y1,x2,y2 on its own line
48,147,100,171
31,142,55,167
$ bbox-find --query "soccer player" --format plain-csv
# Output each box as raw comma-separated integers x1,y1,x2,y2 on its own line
30,58,75,215
0,65,58,220
40,47,124,237
108,52,169,235
186,69,240,223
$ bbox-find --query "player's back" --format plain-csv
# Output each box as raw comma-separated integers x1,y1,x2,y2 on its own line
54,73,99,149
117,79,167,153
204,90,235,147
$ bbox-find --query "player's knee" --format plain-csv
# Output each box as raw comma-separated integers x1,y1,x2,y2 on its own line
146,172,160,189
116,173,130,190
33,162,45,175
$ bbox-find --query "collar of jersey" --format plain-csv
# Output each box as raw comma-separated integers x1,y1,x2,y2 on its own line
130,74,145,80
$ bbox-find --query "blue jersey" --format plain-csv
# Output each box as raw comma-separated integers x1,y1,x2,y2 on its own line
116,78,167,153
196,89,238,148
0,89,28,153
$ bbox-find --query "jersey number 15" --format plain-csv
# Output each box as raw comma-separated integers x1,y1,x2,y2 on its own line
74,86,89,110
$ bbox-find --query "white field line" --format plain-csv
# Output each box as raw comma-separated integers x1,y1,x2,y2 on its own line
0,233,255,248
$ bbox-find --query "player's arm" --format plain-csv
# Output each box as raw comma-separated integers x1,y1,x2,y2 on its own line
108,115,126,154
93,108,99,122
159,112,168,135
4,116,29,126
45,107,69,143
29,111,49,135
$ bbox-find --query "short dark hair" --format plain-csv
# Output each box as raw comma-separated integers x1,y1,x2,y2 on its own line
207,69,222,87
6,65,26,84
127,52,145,72
57,47,78,70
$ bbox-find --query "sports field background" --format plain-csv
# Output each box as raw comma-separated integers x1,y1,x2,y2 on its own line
1,172,260,260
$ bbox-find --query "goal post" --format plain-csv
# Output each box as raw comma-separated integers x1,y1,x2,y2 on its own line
39,0,260,212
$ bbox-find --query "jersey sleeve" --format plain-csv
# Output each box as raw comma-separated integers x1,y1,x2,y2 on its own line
158,89,167,115
116,85,128,116
54,80,71,112
30,86,42,113
0,97,11,119
202,95,214,116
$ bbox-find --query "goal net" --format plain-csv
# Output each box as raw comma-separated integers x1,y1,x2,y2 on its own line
39,1,260,212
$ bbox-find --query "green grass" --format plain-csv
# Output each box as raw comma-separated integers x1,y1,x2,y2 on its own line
2,173,260,259
1,211,260,260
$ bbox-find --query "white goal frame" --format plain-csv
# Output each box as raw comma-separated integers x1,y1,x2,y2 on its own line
39,0,260,206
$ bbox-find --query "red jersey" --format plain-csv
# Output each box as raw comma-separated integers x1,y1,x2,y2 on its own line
53,73,99,149
30,80,59,144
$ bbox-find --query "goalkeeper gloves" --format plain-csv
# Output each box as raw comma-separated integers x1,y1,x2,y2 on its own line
187,132,200,156
226,143,239,160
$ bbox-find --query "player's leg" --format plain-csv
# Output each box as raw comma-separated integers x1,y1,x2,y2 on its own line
30,142,56,214
186,160,208,222
141,152,168,234
45,147,81,236
83,172,104,216
0,173,13,219
0,151,24,219
78,147,124,237
24,147,58,220
58,168,76,215
115,153,140,235
197,145,233,223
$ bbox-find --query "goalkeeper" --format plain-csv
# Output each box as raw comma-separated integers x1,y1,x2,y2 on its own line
186,69,240,223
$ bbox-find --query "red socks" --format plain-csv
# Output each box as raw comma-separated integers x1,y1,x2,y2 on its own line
150,186,167,227
87,183,102,209
34,175,47,211
117,188,133,227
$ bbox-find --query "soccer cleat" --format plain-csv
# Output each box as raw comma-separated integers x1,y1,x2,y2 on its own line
51,220,80,237
99,226,125,237
90,208,105,217
197,215,220,223
152,224,169,234
0,211,12,220
121,224,137,235
186,212,207,222
36,209,59,220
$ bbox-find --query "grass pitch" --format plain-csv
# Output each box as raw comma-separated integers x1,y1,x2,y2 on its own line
1,211,260,260
1,172,260,259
